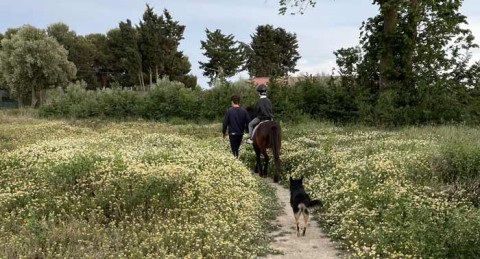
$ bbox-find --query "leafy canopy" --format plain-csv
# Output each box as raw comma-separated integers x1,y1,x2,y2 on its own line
199,29,246,85
0,25,76,106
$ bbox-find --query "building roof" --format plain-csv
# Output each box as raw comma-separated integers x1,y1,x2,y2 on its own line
249,75,337,87
250,77,270,86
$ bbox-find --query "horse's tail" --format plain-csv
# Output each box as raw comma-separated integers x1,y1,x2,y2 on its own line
271,124,281,175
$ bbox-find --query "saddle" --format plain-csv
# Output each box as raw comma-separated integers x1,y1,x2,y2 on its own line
251,120,269,139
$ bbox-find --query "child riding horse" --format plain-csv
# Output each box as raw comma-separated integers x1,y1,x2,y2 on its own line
246,84,282,182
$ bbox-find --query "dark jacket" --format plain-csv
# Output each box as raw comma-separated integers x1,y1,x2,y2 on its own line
256,97,272,120
222,107,251,135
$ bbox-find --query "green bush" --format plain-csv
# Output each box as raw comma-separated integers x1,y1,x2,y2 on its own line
39,76,480,125
430,133,480,206
280,122,480,257
40,79,259,122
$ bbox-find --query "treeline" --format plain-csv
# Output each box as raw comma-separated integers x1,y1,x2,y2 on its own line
39,79,258,122
0,5,197,107
4,1,480,125
0,4,302,108
55,5,195,90
268,76,480,125
39,76,480,125
278,0,480,125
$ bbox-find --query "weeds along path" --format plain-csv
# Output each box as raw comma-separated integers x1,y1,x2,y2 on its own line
262,177,340,259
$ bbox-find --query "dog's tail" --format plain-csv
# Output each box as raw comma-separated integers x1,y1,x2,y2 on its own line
308,199,323,208
298,203,307,213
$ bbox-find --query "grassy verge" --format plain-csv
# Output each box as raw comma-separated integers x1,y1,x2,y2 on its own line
0,113,278,258
280,121,480,258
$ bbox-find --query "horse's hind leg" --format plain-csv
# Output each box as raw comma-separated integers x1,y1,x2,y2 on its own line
273,171,280,183
253,144,261,174
262,150,269,178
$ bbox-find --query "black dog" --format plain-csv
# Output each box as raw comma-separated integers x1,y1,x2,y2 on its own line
289,176,323,236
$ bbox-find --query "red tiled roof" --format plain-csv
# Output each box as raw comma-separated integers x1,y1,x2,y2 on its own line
249,75,335,86
250,77,270,86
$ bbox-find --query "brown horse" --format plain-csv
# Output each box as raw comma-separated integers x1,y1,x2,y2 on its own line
252,121,282,182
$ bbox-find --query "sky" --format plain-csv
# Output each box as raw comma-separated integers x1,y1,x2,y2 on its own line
1,0,479,88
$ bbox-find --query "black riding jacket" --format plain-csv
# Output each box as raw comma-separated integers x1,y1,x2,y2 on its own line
256,97,272,120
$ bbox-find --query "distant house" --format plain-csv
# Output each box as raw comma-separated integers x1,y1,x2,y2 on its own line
249,75,333,87
249,77,270,86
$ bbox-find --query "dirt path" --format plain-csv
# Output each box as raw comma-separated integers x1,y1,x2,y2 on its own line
263,178,340,259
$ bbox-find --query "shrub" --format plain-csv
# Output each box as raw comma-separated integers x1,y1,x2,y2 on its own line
430,131,480,206
40,79,258,122
0,116,278,258
280,122,480,257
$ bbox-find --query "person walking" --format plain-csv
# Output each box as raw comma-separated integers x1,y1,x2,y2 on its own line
222,95,251,158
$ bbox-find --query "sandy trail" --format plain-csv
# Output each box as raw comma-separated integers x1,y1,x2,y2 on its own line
262,178,340,259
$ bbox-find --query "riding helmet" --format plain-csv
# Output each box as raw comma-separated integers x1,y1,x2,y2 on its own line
256,84,267,93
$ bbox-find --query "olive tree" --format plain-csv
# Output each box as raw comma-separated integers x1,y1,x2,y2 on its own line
0,25,76,107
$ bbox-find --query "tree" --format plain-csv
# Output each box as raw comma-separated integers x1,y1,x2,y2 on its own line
167,54,196,88
277,0,402,89
358,1,477,88
199,29,245,85
411,0,477,82
0,25,76,107
333,0,478,123
138,4,163,85
85,33,112,88
246,25,300,77
119,20,143,89
47,23,97,88
47,23,76,49
0,33,3,89
176,73,197,89
106,20,144,89
280,0,478,87
4,28,20,39
161,9,191,83
278,0,316,14
47,23,96,87
334,47,361,93
138,5,191,87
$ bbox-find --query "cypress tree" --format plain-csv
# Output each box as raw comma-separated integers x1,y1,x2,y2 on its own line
199,29,246,85
247,25,300,77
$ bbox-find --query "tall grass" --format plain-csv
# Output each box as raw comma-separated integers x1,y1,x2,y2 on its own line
281,121,480,258
0,114,279,258
4,111,480,257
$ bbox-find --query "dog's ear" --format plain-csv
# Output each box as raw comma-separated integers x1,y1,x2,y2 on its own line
289,176,293,182
300,176,304,182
